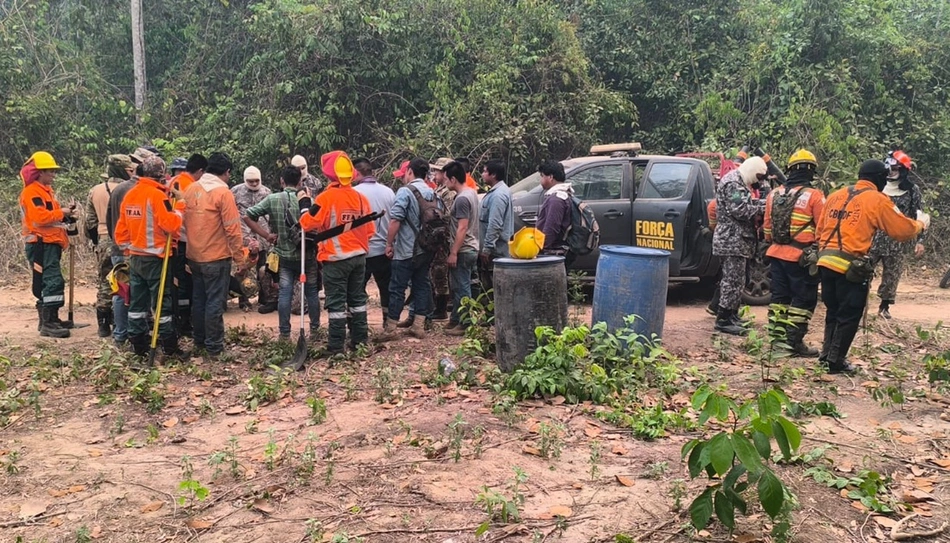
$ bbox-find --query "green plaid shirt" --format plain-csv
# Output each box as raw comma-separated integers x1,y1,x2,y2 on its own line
245,188,302,259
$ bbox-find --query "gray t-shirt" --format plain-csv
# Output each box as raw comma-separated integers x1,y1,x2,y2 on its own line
451,188,480,254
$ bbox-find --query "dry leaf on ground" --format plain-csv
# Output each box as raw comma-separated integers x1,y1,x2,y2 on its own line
162,417,179,428
186,518,214,530
140,501,164,514
19,500,47,518
615,475,635,487
549,505,572,517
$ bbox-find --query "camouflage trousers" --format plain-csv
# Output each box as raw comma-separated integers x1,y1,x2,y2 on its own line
718,256,747,312
430,249,449,296
875,253,904,304
95,237,115,312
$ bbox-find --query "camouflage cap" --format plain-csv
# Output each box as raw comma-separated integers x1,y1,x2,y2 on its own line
108,154,135,169
130,147,156,164
139,155,166,179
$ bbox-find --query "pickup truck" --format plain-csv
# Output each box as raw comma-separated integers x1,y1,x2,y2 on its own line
510,143,771,305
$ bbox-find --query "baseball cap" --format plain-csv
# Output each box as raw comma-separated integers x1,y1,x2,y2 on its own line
430,157,452,171
392,160,411,178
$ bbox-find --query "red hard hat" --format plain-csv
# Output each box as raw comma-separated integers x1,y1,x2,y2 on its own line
892,150,912,169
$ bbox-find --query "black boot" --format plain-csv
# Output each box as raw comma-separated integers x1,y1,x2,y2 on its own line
129,333,149,358
715,308,747,336
51,308,75,329
822,327,857,375
787,307,819,358
177,312,193,338
878,300,892,320
96,308,112,338
161,334,190,361
432,295,449,321
39,307,70,338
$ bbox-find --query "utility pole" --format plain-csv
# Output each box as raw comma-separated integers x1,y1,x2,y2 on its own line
131,0,146,121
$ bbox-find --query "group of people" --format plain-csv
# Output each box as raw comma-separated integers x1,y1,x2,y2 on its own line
22,147,591,362
711,150,930,374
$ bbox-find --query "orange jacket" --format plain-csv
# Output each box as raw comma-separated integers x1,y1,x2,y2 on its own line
114,177,182,258
181,173,245,263
707,199,717,231
816,180,923,273
170,171,195,242
764,185,825,262
20,181,69,248
465,173,478,191
302,183,374,263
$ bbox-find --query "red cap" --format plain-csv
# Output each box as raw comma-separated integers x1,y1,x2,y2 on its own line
392,160,410,179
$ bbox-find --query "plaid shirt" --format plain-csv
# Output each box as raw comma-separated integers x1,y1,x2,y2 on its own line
245,188,303,259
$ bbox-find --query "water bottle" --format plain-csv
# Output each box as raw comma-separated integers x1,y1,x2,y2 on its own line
439,357,456,376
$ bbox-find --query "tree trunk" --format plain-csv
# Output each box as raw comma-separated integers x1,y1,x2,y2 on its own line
131,0,146,120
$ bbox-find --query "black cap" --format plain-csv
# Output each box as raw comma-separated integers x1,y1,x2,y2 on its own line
858,159,889,191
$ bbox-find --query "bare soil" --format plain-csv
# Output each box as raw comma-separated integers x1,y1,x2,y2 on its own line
1,272,948,543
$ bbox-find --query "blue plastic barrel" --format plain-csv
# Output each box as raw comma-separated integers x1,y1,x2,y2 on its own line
493,256,568,372
591,246,670,340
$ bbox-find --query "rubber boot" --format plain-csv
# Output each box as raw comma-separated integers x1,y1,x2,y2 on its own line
51,308,75,329
878,300,892,320
431,295,449,321
39,307,70,338
715,308,747,336
161,334,190,361
97,308,112,338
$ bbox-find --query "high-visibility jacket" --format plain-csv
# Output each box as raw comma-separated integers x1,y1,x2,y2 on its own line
114,177,182,258
20,181,69,248
707,199,717,231
465,173,479,191
302,183,374,263
816,180,923,274
764,185,825,263
170,171,196,243
181,173,244,263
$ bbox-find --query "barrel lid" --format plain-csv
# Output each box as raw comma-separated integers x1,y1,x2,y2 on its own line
600,245,670,258
494,256,565,268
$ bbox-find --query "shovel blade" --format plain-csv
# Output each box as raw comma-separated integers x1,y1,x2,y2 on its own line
283,332,308,371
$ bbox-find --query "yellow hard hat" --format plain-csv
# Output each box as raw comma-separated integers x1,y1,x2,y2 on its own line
29,151,60,170
508,227,545,259
787,149,817,169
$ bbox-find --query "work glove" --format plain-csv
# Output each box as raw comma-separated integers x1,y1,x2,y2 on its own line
916,210,931,230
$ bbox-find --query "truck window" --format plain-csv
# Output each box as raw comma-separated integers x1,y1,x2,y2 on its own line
640,163,693,199
569,164,624,200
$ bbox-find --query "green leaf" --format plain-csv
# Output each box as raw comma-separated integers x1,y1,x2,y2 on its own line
777,417,801,453
732,434,763,472
687,441,707,478
757,470,785,518
752,429,771,459
772,420,792,461
708,433,734,476
681,439,700,460
691,385,713,411
758,391,781,419
475,521,490,536
689,488,715,530
714,490,736,530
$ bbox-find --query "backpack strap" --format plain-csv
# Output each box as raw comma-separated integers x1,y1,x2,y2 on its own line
404,184,424,234
818,187,872,255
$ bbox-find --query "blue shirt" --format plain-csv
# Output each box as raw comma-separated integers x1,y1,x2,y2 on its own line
354,177,396,258
479,181,513,257
390,179,436,261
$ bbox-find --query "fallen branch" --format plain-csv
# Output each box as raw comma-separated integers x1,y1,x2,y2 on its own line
891,513,949,541
803,436,950,473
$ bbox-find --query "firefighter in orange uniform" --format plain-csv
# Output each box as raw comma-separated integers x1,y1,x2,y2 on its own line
300,151,375,354
815,159,929,374
19,151,76,338
115,156,188,360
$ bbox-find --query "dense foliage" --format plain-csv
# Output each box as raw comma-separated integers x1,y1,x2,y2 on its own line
2,0,949,255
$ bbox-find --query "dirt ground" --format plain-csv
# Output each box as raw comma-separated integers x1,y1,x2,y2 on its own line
1,270,949,543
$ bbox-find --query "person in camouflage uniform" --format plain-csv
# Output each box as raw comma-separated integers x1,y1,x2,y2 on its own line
712,156,768,335
85,154,135,337
231,165,274,311
869,151,926,319
428,157,455,321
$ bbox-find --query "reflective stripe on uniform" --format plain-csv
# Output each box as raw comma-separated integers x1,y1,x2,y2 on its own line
159,316,173,323
328,311,347,319
129,312,148,319
43,295,64,303
349,305,367,313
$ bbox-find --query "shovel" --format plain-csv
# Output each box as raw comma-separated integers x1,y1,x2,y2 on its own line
148,235,175,366
282,210,383,371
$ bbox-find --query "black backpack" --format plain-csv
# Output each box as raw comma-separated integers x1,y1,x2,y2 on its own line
407,184,450,253
564,196,600,256
770,186,805,245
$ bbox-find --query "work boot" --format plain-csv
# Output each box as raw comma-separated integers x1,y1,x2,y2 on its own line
786,308,819,358
445,322,465,336
407,319,427,339
258,301,277,314
714,308,747,336
129,334,149,358
878,301,892,320
431,295,449,321
96,308,112,338
177,313,193,338
396,315,414,329
39,307,70,339
161,334,190,361
51,308,75,329
381,309,391,331
827,359,857,375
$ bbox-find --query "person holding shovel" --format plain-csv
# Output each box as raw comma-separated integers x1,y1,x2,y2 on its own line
19,151,76,338
115,155,188,360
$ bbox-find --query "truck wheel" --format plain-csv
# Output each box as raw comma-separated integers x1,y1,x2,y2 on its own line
741,249,771,306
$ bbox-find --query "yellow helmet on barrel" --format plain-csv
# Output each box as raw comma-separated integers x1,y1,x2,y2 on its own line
508,227,545,259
